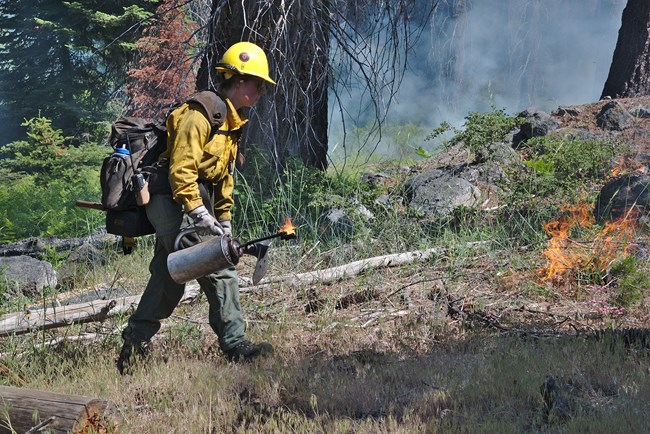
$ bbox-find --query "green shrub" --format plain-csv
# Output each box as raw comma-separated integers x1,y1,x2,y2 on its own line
609,256,649,308
505,136,619,207
525,136,619,182
0,115,106,242
427,107,524,163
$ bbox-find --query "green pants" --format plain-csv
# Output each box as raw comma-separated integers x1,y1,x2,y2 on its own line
122,193,246,352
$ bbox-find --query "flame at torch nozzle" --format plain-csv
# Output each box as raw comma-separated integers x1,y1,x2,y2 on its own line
278,216,297,240
240,217,297,252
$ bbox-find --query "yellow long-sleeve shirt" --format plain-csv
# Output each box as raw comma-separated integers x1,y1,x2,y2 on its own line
161,97,247,221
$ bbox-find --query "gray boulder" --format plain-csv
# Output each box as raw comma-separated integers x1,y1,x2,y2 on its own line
596,101,634,131
404,168,481,218
518,109,561,140
317,196,374,240
549,127,610,142
57,242,108,288
0,255,57,300
631,105,650,118
594,173,650,222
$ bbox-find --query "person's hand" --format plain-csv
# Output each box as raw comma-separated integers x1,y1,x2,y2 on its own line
219,220,232,236
188,205,223,236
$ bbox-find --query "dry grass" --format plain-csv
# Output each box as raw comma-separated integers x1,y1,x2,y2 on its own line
2,239,650,433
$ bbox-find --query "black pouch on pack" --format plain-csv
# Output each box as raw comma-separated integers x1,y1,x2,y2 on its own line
105,208,155,237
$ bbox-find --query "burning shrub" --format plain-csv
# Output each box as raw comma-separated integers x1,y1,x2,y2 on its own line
537,203,640,298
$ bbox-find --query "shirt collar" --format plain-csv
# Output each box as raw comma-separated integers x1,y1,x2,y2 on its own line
224,98,249,129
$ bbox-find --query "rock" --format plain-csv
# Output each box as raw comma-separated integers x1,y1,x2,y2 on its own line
373,194,403,211
361,172,390,188
596,101,634,131
549,127,610,142
66,242,107,266
552,106,582,117
594,173,650,222
0,256,57,300
317,196,374,239
631,105,650,118
518,110,561,140
319,208,354,239
0,231,119,258
404,168,481,218
56,243,108,289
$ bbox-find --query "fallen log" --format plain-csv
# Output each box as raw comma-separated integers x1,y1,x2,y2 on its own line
0,385,115,434
244,245,459,291
0,286,204,337
0,295,141,337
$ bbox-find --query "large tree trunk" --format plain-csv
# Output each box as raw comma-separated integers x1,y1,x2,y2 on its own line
601,1,650,99
197,0,329,171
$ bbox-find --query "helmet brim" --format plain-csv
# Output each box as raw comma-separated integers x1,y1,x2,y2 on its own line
215,64,276,85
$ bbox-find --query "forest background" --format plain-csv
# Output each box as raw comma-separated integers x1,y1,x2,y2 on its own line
0,0,628,243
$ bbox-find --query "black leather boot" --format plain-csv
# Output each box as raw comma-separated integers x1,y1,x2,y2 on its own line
116,341,150,375
224,340,273,362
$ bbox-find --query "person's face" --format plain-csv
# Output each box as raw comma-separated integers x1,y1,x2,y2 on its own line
230,77,265,109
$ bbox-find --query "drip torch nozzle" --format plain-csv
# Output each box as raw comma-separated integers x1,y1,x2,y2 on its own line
279,230,297,241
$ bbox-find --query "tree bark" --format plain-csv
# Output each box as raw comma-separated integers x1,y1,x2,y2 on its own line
601,1,650,99
0,386,115,434
197,0,329,171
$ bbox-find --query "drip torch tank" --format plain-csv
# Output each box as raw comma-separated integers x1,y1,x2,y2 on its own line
167,232,241,284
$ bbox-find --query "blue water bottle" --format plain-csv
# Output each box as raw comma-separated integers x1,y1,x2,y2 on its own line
115,146,130,156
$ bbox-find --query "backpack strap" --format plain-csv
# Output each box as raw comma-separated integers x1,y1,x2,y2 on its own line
184,90,244,171
186,90,227,129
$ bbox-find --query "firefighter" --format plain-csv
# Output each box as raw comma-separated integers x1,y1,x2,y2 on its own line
117,42,275,374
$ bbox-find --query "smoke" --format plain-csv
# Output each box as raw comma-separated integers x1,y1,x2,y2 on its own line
329,0,627,159
407,0,627,121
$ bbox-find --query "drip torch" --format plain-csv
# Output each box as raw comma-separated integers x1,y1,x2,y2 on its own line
167,218,297,285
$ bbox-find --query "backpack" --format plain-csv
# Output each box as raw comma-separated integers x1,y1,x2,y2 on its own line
101,117,167,211
100,90,228,250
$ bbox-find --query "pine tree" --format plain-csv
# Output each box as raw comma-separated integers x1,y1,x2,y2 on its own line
125,0,199,120
0,1,157,146
199,0,434,171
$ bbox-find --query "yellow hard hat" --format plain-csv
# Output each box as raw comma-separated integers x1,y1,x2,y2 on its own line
216,42,276,85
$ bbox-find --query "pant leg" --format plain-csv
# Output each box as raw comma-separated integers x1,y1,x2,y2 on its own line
122,194,186,345
197,266,246,352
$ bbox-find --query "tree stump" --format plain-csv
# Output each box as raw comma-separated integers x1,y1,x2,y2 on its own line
0,386,115,433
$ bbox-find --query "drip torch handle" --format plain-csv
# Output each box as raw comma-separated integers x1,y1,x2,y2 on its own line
173,227,198,252
173,227,235,253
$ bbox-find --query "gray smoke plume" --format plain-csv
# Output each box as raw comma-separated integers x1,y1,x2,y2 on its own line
330,0,627,159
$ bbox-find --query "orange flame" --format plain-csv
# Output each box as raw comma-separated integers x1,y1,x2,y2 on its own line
278,216,297,236
609,155,646,179
537,203,594,281
592,213,637,271
538,203,638,284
